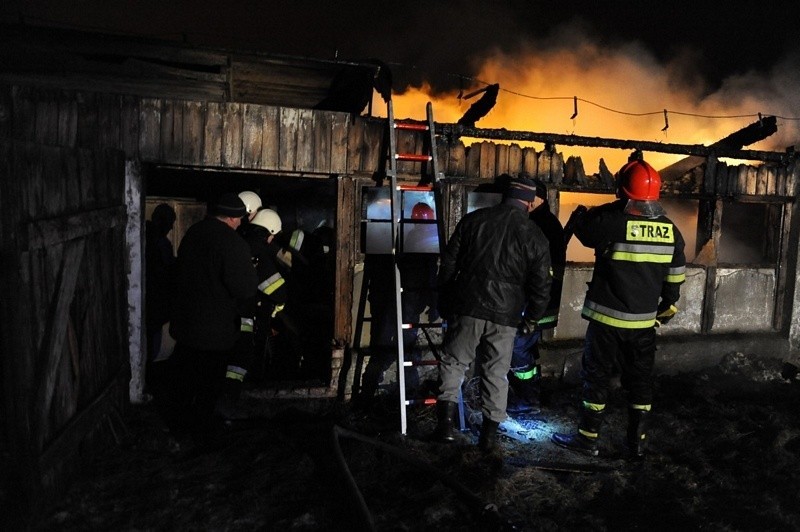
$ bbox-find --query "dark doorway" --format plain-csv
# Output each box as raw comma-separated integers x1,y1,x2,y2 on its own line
144,165,338,386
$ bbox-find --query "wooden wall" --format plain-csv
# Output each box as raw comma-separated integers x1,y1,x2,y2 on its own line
0,139,129,521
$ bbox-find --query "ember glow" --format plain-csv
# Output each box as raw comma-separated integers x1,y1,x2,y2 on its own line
376,38,800,174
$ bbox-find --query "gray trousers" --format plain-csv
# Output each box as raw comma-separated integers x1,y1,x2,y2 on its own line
439,314,517,423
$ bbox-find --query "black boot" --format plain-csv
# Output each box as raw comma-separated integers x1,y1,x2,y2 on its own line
551,407,604,457
432,401,460,443
624,407,650,460
478,417,500,453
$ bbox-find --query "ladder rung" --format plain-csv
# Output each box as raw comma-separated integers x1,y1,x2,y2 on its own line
403,360,439,367
395,153,432,163
405,398,438,406
395,122,429,131
398,185,433,191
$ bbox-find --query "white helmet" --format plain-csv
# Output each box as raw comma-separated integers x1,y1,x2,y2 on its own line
238,191,262,215
251,208,282,235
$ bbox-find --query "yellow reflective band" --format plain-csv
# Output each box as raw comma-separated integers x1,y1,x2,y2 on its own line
626,220,675,243
583,307,657,328
240,317,254,333
290,230,305,251
578,429,599,439
665,265,686,283
610,251,673,263
537,314,557,325
582,401,605,412
259,273,285,295
582,301,657,328
630,404,652,411
225,365,246,381
513,366,539,380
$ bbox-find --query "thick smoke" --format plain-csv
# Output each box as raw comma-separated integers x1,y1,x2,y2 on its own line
385,23,800,173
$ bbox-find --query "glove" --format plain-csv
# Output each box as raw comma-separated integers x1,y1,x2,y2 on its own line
655,305,678,327
518,316,539,336
563,205,588,245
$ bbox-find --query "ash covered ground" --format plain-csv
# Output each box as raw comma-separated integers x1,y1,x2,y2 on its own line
30,352,800,531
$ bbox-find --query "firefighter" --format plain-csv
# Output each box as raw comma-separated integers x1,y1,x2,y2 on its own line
283,223,336,383
551,155,686,459
507,179,566,416
228,208,288,394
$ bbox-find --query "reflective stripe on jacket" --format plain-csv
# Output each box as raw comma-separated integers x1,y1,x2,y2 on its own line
574,199,686,329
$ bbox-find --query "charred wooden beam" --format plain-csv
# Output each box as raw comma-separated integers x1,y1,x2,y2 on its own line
434,122,792,164
660,116,778,181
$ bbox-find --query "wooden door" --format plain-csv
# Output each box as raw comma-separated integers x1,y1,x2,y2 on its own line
0,140,129,521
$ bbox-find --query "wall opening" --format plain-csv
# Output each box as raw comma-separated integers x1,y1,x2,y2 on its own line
143,166,338,387
719,201,782,266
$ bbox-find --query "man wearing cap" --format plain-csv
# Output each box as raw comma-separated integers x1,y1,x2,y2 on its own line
434,177,552,455
165,193,258,443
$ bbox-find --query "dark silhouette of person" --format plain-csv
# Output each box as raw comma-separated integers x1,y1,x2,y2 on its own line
163,194,258,444
144,203,176,392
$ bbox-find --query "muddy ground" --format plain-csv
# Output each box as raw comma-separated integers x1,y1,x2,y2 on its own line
25,352,800,531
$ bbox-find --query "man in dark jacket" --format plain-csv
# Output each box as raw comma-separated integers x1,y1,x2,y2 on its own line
434,177,552,453
507,179,566,415
165,193,258,442
552,157,686,459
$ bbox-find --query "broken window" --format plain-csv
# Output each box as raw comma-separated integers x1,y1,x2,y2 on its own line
719,201,782,265
361,186,440,254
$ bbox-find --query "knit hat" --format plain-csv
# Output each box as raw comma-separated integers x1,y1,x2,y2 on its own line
532,178,548,200
504,177,538,202
211,193,247,218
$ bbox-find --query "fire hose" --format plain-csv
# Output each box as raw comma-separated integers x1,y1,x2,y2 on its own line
330,425,513,531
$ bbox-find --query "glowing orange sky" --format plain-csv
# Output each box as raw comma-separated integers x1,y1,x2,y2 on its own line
375,42,799,174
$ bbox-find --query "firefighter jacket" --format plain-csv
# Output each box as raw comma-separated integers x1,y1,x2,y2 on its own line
287,228,335,306
573,199,686,329
530,200,566,329
170,217,258,351
438,201,552,328
240,224,288,317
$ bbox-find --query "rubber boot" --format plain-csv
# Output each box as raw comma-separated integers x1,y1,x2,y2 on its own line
624,407,650,460
478,417,500,453
551,408,604,457
507,367,541,415
432,400,460,443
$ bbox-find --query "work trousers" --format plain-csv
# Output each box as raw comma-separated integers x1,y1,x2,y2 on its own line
439,314,517,423
160,343,229,440
510,330,542,374
581,321,656,407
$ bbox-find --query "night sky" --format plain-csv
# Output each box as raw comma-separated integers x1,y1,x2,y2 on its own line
2,1,796,91
2,1,798,152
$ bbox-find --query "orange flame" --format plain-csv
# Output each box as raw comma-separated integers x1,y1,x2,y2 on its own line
374,42,798,174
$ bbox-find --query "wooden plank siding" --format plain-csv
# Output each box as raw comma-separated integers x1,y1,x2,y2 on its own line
1,83,797,364
0,140,128,518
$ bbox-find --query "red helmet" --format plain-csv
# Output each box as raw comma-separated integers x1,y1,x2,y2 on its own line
411,202,435,220
617,160,661,201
